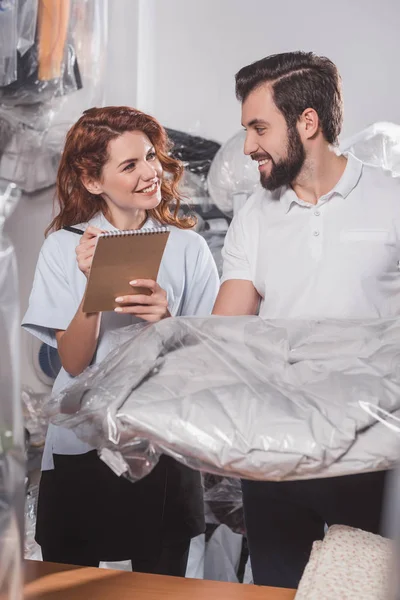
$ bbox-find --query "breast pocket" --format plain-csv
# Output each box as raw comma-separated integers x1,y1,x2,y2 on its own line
340,230,389,243
338,229,396,277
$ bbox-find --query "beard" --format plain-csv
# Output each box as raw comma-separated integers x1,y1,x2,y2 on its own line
257,125,306,191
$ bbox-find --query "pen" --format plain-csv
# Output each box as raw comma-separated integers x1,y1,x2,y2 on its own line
63,226,85,235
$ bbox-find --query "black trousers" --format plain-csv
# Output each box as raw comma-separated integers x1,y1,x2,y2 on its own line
41,538,190,577
36,451,204,576
242,470,387,589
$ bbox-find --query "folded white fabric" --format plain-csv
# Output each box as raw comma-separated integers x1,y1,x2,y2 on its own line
295,525,393,600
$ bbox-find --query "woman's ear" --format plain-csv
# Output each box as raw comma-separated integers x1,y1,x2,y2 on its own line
81,176,103,195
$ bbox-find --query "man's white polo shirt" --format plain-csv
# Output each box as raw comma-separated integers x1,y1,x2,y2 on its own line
221,154,400,318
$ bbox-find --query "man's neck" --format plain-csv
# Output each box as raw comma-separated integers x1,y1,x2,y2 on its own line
291,146,347,205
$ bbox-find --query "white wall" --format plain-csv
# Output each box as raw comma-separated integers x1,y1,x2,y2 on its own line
6,0,400,391
137,0,400,143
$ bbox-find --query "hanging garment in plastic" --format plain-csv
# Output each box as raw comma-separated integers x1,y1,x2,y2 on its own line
46,316,400,483
166,128,221,178
339,122,400,177
0,0,108,193
0,0,80,106
0,0,19,87
17,0,39,58
0,179,25,599
207,130,260,216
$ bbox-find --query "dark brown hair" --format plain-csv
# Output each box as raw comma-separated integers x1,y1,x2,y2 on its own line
46,106,195,235
235,51,343,145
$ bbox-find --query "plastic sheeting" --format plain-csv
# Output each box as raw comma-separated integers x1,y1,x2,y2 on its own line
340,122,400,176
46,317,400,484
168,127,230,275
204,475,243,534
24,484,41,561
0,179,25,599
0,0,39,87
0,0,108,192
207,130,260,216
22,386,48,449
0,0,20,87
167,128,220,178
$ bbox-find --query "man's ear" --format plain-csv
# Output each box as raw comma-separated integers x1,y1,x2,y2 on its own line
81,176,103,195
298,108,319,140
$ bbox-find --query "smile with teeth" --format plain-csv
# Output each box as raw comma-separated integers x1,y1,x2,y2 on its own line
258,158,270,166
137,181,158,193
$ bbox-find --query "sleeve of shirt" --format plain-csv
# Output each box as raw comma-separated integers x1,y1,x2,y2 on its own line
21,234,79,348
220,212,252,284
180,235,220,316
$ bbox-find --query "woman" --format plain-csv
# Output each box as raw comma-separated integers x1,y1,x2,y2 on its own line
22,106,219,575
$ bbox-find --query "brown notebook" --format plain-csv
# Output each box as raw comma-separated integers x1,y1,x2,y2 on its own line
82,227,170,313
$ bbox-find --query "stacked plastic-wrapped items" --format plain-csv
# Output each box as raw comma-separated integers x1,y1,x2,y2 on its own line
0,179,25,599
167,128,230,275
339,122,400,176
207,129,260,217
0,0,108,193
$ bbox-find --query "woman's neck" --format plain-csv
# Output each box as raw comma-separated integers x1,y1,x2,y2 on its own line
105,207,148,230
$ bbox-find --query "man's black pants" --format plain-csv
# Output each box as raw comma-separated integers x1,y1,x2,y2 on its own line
242,470,387,589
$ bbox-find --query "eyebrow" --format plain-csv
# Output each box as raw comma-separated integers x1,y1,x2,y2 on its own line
242,119,270,128
117,147,155,168
118,158,137,167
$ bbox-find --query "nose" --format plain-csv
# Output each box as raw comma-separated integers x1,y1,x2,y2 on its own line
140,160,158,182
243,131,259,156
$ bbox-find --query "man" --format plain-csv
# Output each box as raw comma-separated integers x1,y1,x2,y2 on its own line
213,51,400,589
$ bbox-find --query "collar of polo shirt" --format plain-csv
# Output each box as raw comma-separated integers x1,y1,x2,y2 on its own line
279,153,364,214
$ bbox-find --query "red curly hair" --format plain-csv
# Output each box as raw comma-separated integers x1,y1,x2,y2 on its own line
46,106,195,235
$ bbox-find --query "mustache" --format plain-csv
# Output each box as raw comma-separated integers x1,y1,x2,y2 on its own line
251,152,272,162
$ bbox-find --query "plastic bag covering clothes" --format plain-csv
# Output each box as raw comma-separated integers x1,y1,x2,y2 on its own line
204,475,243,534
167,128,230,273
0,179,25,599
166,128,221,178
168,129,221,212
24,484,41,561
0,0,108,192
0,0,19,87
203,524,243,583
17,0,38,58
207,130,259,216
47,316,400,483
340,121,400,177
0,0,80,107
21,387,48,449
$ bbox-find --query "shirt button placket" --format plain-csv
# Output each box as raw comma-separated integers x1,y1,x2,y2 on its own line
311,207,323,259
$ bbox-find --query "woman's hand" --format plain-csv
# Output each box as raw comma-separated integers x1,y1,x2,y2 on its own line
114,279,170,323
75,226,104,278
